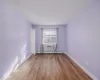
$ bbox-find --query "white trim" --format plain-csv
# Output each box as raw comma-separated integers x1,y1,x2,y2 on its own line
1,53,97,80
23,53,32,62
35,25,67,28
30,28,35,54
0,54,32,80
36,52,64,53
65,53,98,80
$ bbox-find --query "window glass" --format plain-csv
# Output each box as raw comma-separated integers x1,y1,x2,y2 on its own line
42,28,57,44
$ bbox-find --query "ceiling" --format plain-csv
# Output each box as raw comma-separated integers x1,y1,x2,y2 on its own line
7,0,94,25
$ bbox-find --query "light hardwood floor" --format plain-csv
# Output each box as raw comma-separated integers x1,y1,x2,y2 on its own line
6,53,92,80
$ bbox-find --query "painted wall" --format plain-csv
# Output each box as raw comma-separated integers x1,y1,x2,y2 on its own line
35,25,66,52
35,26,41,52
57,26,67,52
30,27,35,54
66,1,100,79
0,1,31,79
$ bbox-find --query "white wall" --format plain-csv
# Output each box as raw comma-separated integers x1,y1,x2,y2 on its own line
66,1,100,79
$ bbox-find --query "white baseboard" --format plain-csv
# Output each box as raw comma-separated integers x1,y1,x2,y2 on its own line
1,53,97,80
36,52,64,53
0,54,32,80
65,53,98,80
24,54,32,62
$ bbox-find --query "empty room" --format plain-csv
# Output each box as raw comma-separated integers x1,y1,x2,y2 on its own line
0,0,100,80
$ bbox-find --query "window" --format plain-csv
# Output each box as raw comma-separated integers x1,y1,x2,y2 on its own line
42,28,57,44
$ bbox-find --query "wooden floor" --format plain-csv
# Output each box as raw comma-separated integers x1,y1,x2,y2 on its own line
6,53,92,80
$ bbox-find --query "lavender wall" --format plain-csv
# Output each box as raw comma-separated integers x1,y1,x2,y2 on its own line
0,1,31,79
66,1,100,79
57,26,67,52
35,26,41,52
35,25,66,52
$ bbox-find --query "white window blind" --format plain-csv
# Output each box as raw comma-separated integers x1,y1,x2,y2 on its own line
42,28,57,44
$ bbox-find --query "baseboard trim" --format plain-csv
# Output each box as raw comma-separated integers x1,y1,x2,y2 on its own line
36,52,64,53
0,54,32,80
1,53,98,80
65,53,98,80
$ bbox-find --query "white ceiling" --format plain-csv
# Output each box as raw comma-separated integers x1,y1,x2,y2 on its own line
8,0,94,25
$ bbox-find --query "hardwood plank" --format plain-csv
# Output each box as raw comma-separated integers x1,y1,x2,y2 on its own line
6,53,92,80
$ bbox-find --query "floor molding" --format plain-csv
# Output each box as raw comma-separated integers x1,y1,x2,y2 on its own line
66,53,98,80
36,52,64,53
0,54,32,80
1,53,98,80
3,53,93,80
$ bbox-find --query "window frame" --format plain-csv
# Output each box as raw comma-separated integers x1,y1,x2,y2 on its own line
42,28,57,44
